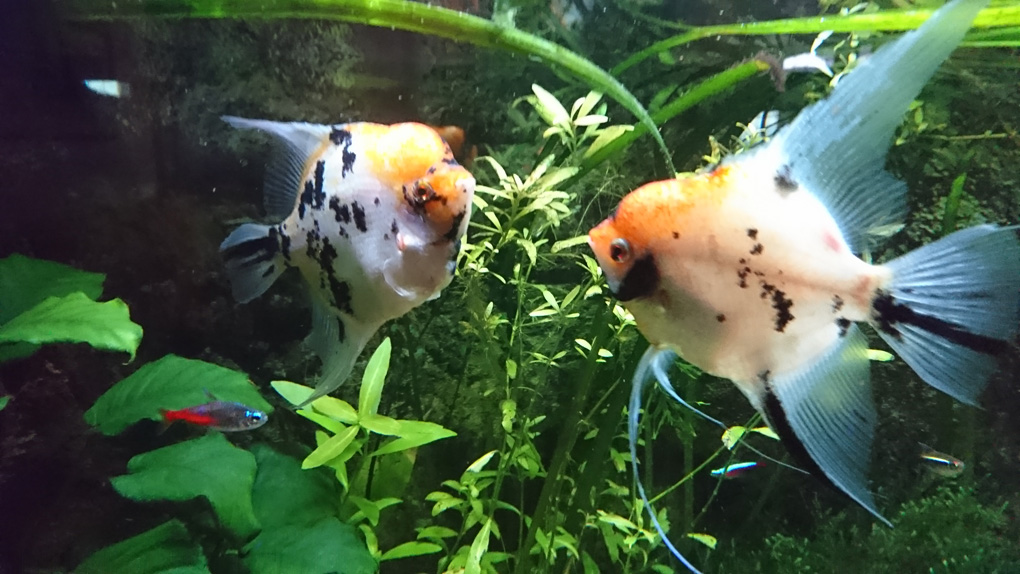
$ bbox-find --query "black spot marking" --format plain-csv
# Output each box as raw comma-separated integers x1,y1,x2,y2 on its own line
390,219,399,236
335,317,346,344
747,228,758,240
280,231,291,261
315,238,354,316
750,243,764,255
775,165,797,193
672,231,680,239
330,199,351,224
763,388,834,488
737,266,752,288
443,156,457,165
771,289,794,332
832,295,844,313
872,289,1008,355
836,317,851,337
305,230,320,259
260,264,276,278
313,160,325,206
329,128,356,176
444,211,466,242
716,314,726,323
374,197,380,206
739,258,747,265
758,370,771,384
352,201,368,233
759,280,776,300
615,254,660,302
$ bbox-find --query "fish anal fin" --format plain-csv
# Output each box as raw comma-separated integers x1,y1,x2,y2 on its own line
222,116,333,221
300,297,378,407
762,325,891,526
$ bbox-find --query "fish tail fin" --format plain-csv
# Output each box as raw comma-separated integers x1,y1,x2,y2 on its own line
220,223,286,303
761,325,891,526
296,299,378,408
873,225,1020,405
628,345,705,574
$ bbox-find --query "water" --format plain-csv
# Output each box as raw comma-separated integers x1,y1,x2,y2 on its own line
1,0,1019,573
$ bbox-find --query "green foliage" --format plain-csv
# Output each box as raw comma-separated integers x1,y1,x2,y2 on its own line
744,488,1019,574
272,338,456,564
85,354,273,435
77,520,211,574
111,433,260,538
0,395,9,412
0,254,142,362
245,445,377,574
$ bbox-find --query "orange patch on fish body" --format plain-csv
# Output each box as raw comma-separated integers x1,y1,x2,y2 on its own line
354,122,452,188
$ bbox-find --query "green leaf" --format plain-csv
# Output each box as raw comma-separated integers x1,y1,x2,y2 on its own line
111,434,259,537
0,395,9,412
76,520,210,574
359,338,391,417
466,450,498,474
359,413,402,436
297,410,344,434
371,420,457,457
271,381,359,424
302,425,360,469
85,355,272,436
250,444,341,529
686,532,718,550
418,526,458,540
0,254,105,324
583,125,634,159
465,518,492,574
244,517,376,574
551,235,590,253
380,541,442,561
0,294,142,360
531,84,570,128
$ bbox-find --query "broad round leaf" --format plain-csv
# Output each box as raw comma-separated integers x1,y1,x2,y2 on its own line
85,355,272,436
111,434,259,537
250,444,341,529
244,517,376,574
76,520,210,574
0,254,105,324
0,294,142,360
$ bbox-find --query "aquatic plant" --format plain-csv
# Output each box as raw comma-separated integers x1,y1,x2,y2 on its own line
717,487,1020,574
612,3,1020,74
0,254,143,364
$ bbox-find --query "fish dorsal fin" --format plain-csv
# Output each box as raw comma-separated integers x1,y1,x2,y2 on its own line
772,0,985,253
222,116,332,221
763,325,891,526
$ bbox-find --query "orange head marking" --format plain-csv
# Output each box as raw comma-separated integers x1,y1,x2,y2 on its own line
588,170,732,300
364,122,453,188
404,161,476,242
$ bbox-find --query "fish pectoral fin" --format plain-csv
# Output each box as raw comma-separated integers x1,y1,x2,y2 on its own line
381,256,429,301
761,325,890,526
221,116,333,221
299,298,377,407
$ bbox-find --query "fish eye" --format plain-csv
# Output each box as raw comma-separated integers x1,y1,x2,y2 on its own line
609,238,632,263
248,411,263,421
416,182,434,200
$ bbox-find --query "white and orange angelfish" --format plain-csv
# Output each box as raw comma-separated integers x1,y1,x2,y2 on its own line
588,0,1017,571
221,118,475,406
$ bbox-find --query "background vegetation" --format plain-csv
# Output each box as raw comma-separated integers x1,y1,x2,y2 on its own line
1,0,1019,572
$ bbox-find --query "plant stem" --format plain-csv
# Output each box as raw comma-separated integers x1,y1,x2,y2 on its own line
65,0,676,174
613,5,1020,75
514,300,609,574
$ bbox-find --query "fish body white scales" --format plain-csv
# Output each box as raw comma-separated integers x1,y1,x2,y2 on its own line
627,150,887,405
283,136,455,328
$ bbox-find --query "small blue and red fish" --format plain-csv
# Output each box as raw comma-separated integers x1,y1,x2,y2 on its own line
590,0,1017,571
220,118,475,406
160,401,268,432
919,443,966,479
709,461,763,479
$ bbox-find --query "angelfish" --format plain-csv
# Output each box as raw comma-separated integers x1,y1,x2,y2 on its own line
588,0,1017,570
220,118,475,406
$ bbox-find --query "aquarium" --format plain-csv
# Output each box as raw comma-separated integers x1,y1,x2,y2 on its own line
1,0,1019,572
